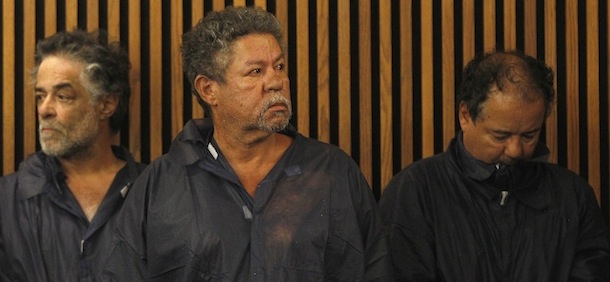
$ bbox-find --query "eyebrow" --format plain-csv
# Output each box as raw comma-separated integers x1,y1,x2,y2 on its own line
35,82,74,93
244,53,285,66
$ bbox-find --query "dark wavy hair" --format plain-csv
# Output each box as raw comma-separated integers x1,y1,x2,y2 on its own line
181,6,285,112
458,50,555,122
32,29,131,133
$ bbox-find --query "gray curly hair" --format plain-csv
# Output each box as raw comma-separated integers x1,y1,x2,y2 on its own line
181,6,285,110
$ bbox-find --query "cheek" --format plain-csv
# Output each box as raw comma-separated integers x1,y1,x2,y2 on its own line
480,137,507,157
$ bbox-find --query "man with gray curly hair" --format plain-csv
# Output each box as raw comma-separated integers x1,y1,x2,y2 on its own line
102,6,392,281
0,30,146,281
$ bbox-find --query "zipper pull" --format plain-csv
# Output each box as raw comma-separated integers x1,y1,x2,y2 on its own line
500,191,509,206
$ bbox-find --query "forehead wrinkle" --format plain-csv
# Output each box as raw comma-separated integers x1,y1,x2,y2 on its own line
35,82,75,92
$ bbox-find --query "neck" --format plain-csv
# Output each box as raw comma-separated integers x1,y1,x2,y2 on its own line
214,128,283,161
57,138,123,177
212,127,293,197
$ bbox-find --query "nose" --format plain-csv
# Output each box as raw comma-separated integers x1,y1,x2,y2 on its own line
37,95,56,120
504,136,524,159
264,69,285,93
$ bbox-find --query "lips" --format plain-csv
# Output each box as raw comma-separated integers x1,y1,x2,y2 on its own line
39,124,64,136
267,102,288,111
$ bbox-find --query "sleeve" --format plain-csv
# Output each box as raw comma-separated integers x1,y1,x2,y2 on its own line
0,176,20,282
100,166,153,281
379,168,437,282
569,176,610,281
0,178,12,282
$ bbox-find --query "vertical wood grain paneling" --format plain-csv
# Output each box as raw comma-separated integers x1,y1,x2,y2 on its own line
65,0,78,30
107,0,121,40
44,0,57,36
420,0,434,159
233,0,246,7
317,0,330,143
275,0,289,67
107,0,121,145
462,0,475,70
171,0,184,139
296,0,310,136
524,0,537,55
379,0,393,188
2,0,15,174
254,0,266,10
87,0,99,31
566,0,580,173
587,0,601,201
337,0,351,155
190,0,204,119
545,0,558,164
441,0,454,149
149,0,163,159
23,0,36,158
213,0,224,10
1,0,609,220
503,0,516,49
358,0,373,185
86,0,100,31
483,0,496,51
128,0,142,160
400,0,413,167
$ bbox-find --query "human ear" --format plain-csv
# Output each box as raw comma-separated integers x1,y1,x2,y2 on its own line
194,75,217,106
458,102,472,130
99,95,119,119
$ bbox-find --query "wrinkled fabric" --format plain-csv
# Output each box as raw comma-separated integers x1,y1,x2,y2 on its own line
101,119,392,281
0,146,146,282
380,134,610,282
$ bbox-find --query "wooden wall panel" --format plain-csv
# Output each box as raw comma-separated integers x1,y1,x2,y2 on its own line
545,0,558,164
524,0,536,55
462,0,475,63
2,0,15,173
23,0,36,160
358,0,373,185
1,0,609,222
317,0,330,143
296,0,310,137
420,0,433,159
483,0,496,51
441,0,455,149
65,0,78,30
149,0,163,159
337,0,351,155
190,0,205,120
87,0,99,31
379,0,393,190
400,0,413,168
128,0,142,160
503,0,516,49
171,0,184,139
566,0,580,173
44,0,57,36
586,0,600,201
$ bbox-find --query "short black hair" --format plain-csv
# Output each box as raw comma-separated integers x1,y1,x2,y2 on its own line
458,50,555,121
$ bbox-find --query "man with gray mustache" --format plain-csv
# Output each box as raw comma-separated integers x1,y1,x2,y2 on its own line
0,30,146,281
101,6,392,281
